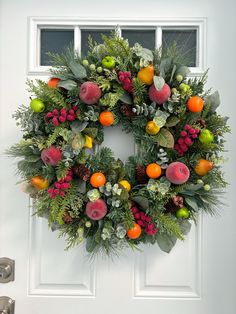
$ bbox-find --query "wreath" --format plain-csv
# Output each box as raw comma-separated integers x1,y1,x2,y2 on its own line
8,31,230,256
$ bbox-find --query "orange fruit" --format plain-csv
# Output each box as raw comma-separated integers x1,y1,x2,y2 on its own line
194,159,214,176
99,111,115,126
48,78,60,89
146,163,162,179
137,65,154,85
146,121,160,135
90,172,106,187
127,223,142,239
31,176,49,190
187,96,204,112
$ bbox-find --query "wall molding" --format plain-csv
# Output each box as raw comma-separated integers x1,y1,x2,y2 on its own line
133,214,202,299
27,203,96,297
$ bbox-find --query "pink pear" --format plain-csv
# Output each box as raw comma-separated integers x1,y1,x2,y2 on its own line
41,146,62,166
79,82,102,105
85,199,107,220
166,162,190,185
148,83,171,104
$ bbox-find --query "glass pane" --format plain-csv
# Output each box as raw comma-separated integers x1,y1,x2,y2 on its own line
81,29,112,57
162,29,197,67
122,30,155,50
40,29,74,66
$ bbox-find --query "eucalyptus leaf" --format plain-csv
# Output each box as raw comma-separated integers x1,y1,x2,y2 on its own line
77,180,86,194
165,116,180,127
58,79,77,91
141,48,154,62
69,61,87,79
154,76,165,91
155,128,174,148
185,183,204,191
205,91,220,113
157,234,177,253
131,195,149,210
70,121,88,133
179,220,191,236
184,196,199,211
119,92,133,104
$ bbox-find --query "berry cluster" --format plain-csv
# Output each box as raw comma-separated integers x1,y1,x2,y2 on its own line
174,124,200,156
118,71,133,93
45,106,79,127
131,205,157,235
48,170,73,198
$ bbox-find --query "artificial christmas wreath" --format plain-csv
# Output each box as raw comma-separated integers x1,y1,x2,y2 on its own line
8,31,230,256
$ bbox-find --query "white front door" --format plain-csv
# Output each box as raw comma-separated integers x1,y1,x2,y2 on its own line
1,1,236,313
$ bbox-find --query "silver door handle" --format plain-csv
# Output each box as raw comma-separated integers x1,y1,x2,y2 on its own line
0,297,15,314
0,258,14,283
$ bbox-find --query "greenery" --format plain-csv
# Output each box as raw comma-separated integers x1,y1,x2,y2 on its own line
7,31,230,257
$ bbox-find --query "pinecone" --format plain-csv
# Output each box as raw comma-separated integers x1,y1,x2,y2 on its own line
120,104,136,118
135,165,149,184
197,118,206,128
73,164,91,181
164,200,179,214
63,212,73,224
172,195,184,208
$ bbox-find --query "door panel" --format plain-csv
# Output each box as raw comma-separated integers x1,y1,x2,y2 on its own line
1,1,236,314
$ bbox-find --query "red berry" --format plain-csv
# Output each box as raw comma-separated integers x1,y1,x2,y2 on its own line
65,175,72,182
60,108,67,116
178,138,184,145
180,131,187,137
59,116,66,123
52,109,59,116
52,117,59,126
46,112,53,118
184,137,193,146
55,182,61,189
61,182,70,190
54,189,60,194
189,128,196,134
73,105,78,111
137,220,145,227
191,134,198,139
184,124,191,131
69,109,75,115
145,216,152,223
66,114,75,121
131,206,138,214
180,144,188,152
60,191,65,197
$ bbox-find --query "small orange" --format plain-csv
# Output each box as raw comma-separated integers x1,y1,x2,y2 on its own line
137,65,154,85
146,163,162,179
48,78,60,89
187,96,204,113
31,176,49,190
99,111,115,126
127,223,142,239
194,159,214,176
90,172,106,187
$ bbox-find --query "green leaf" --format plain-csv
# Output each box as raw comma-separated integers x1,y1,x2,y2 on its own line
153,76,165,91
165,116,180,127
179,220,191,235
119,91,133,104
131,195,149,210
184,196,199,211
157,234,177,253
86,236,97,253
155,128,174,148
141,48,154,62
159,57,172,78
83,128,98,138
170,64,177,82
176,65,190,77
58,79,77,90
205,91,220,113
69,61,87,79
70,121,88,133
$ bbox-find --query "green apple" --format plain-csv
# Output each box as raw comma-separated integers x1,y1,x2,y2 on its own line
199,129,214,144
30,98,45,112
102,56,115,69
176,207,190,219
176,74,183,82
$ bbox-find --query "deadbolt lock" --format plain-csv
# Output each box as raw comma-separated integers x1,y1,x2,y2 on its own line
0,297,15,314
0,258,15,283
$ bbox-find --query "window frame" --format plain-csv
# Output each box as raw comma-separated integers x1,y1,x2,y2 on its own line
28,17,206,76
